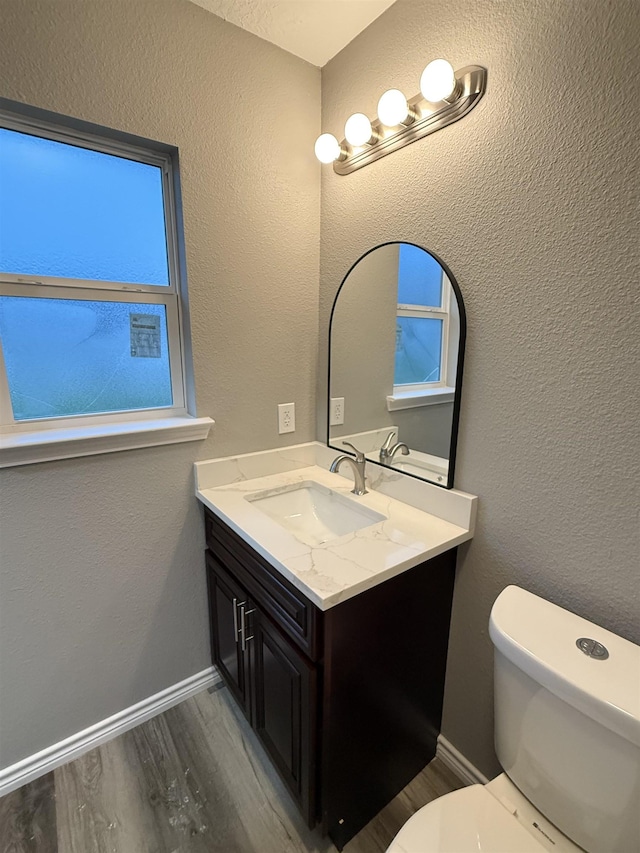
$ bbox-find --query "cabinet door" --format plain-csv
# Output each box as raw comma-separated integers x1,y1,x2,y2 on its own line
206,554,250,716
251,611,317,826
321,549,457,850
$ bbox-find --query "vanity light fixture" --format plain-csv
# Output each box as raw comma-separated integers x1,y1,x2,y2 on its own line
314,133,344,164
344,112,377,146
420,59,459,103
315,59,487,175
377,89,414,128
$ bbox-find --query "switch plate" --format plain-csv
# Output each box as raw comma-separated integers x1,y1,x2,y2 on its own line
330,397,345,426
278,402,295,434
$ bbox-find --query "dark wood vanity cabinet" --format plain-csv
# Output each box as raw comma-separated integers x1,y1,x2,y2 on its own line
204,507,456,850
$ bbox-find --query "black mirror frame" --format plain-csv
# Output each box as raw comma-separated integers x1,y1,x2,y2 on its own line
327,241,466,490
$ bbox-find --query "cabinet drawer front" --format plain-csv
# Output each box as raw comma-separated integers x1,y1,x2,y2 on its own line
205,509,321,661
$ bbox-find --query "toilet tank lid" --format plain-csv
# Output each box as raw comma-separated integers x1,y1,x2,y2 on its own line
489,586,640,747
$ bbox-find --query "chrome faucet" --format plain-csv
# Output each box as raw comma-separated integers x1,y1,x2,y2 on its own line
330,441,368,495
379,430,410,465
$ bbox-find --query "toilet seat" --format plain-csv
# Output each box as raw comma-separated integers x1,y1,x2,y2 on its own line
385,783,578,853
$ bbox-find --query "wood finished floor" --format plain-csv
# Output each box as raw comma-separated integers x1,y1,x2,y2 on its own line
0,685,462,853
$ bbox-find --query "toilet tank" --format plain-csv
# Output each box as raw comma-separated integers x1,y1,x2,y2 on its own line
489,586,640,853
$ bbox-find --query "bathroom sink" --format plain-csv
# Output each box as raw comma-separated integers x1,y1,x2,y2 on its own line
247,480,386,546
392,457,448,483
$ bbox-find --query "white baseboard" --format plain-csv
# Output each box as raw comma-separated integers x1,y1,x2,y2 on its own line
0,666,221,798
436,734,490,786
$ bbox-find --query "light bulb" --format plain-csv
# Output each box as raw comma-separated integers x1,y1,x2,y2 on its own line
344,113,373,147
420,59,456,103
314,133,341,164
377,89,410,127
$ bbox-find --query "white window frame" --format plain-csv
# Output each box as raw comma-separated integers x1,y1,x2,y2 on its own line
387,271,456,411
0,108,212,466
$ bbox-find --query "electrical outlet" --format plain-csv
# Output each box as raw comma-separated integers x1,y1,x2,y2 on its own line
278,402,295,434
330,397,345,426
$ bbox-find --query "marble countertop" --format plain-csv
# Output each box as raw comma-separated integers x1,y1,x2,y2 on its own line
196,450,475,610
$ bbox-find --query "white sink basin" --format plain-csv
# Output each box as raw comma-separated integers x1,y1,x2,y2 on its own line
392,459,446,482
247,480,386,546
392,455,448,484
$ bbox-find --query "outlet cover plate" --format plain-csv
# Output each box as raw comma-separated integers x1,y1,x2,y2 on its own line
330,397,345,426
278,402,295,434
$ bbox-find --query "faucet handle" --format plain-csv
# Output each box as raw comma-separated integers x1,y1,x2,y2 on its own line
341,441,366,462
380,430,397,451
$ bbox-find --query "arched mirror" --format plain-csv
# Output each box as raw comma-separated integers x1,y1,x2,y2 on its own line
328,242,466,488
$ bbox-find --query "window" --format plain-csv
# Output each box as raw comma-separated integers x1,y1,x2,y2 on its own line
0,107,211,466
394,243,449,387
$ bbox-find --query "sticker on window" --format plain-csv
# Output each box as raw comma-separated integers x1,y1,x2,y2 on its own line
130,313,161,358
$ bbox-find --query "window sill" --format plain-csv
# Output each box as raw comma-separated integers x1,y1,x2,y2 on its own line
386,387,455,411
0,415,214,468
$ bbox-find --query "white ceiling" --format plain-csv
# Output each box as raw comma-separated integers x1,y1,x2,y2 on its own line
188,0,397,67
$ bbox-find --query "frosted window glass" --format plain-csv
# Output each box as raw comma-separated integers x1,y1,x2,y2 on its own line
395,317,443,385
0,296,173,420
0,128,169,285
397,244,442,306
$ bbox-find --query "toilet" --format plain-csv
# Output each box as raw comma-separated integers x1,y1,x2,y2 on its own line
386,585,640,853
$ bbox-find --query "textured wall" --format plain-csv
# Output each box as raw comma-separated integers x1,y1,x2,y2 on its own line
319,0,640,775
395,402,453,460
0,0,319,769
330,244,399,437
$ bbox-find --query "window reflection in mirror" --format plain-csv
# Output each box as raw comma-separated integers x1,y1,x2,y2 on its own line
328,242,466,489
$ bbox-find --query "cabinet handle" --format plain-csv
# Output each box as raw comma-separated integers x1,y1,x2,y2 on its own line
239,604,255,652
232,598,246,642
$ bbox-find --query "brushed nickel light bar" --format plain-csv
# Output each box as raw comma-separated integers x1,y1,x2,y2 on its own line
314,60,487,176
